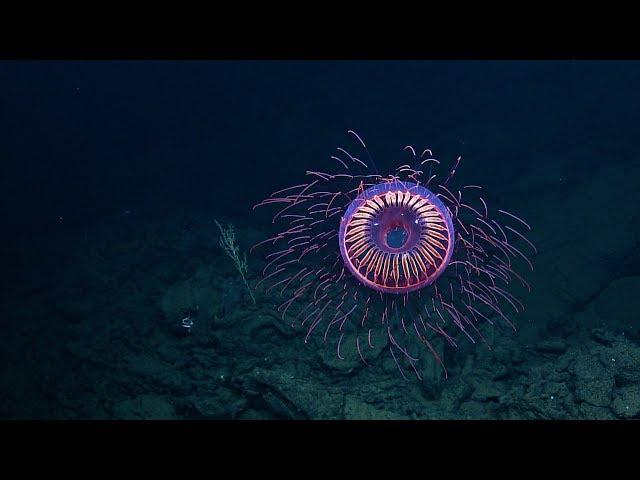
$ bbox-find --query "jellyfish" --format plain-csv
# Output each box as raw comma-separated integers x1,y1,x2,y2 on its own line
252,131,535,380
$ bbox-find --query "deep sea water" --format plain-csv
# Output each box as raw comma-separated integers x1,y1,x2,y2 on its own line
1,60,639,419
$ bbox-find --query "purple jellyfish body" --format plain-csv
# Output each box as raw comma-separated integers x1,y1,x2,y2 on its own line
338,180,455,294
253,132,535,380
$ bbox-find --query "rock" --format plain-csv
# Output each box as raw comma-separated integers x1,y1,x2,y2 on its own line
590,328,615,346
578,403,615,420
419,338,447,387
491,366,511,382
534,338,567,354
611,385,640,419
262,391,302,419
594,276,640,334
160,265,220,323
113,394,176,419
126,352,170,378
440,378,473,413
190,389,247,419
456,400,494,419
237,409,275,420
510,160,640,344
571,351,614,407
242,312,296,339
609,338,640,386
317,329,388,375
154,370,186,392
249,367,343,419
471,383,503,402
492,336,525,365
344,396,408,420
572,309,603,333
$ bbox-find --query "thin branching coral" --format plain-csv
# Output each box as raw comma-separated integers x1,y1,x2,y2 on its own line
215,220,256,304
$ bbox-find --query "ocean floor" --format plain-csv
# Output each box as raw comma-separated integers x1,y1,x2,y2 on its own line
1,153,640,420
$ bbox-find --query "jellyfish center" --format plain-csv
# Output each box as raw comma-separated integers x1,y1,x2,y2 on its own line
386,226,408,248
372,206,421,253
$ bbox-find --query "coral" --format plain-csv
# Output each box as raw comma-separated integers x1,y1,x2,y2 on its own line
215,220,256,304
113,394,177,419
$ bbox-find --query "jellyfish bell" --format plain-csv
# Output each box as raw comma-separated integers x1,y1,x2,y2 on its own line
339,181,454,294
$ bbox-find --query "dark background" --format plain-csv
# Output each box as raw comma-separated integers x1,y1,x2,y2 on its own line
1,61,638,239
